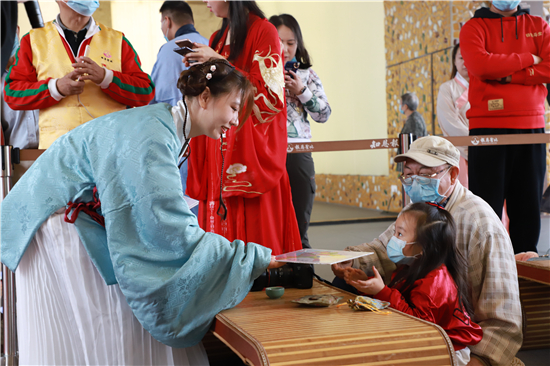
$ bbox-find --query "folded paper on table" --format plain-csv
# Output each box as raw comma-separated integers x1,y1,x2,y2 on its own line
275,249,373,265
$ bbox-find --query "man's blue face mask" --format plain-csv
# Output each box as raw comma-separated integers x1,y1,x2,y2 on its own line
492,1,521,12
400,167,451,204
66,0,100,17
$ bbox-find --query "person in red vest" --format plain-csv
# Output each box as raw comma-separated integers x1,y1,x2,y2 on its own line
3,0,154,149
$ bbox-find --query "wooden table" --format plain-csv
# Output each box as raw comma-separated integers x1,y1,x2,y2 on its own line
516,259,550,285
206,280,454,366
516,259,550,350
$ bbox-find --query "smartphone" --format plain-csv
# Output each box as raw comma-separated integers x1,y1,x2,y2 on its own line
173,46,195,57
175,39,194,49
284,61,300,79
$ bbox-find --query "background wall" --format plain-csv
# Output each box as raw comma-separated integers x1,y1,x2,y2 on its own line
17,1,550,213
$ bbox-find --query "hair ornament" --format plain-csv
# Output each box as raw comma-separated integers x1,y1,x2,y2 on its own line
206,73,212,80
210,65,217,72
426,201,445,210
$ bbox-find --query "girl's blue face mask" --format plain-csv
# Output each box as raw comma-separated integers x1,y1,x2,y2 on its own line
387,236,417,264
492,1,521,11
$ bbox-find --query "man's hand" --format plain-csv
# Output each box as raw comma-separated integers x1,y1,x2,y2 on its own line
343,267,369,283
267,256,285,269
532,54,542,65
331,260,353,278
56,70,85,96
72,56,106,84
515,251,539,262
466,355,488,366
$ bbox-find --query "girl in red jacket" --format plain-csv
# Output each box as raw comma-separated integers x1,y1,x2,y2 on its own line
345,202,482,366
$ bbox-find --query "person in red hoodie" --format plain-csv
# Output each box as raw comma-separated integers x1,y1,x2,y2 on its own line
460,1,550,255
344,202,483,366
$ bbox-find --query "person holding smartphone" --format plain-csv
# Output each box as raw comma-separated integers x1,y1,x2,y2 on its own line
151,1,208,215
269,14,332,249
182,1,302,256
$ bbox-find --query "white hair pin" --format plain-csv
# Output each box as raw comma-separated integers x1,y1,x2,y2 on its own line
206,73,212,80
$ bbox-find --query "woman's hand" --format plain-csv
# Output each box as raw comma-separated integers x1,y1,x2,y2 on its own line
347,266,385,295
183,43,225,67
267,256,285,269
284,70,305,96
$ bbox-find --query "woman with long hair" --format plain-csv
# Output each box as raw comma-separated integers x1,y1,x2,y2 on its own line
437,43,470,187
344,202,483,366
268,13,331,249
183,1,302,255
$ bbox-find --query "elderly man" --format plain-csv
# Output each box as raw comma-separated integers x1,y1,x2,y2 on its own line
3,0,154,149
332,136,522,366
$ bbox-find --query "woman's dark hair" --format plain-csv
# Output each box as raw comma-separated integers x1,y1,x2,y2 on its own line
177,58,254,125
389,202,474,317
268,14,312,69
210,1,265,62
450,43,460,80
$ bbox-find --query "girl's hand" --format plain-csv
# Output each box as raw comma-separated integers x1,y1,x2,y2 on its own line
343,267,369,282
182,43,224,67
347,266,385,295
284,70,304,96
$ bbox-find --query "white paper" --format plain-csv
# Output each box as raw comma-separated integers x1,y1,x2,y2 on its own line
275,249,373,265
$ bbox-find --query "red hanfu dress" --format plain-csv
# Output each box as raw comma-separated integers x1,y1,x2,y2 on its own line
187,14,302,255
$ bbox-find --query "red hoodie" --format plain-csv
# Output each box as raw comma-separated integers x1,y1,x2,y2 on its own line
460,6,550,129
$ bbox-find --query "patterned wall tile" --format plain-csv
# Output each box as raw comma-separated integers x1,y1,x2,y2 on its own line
451,1,490,43
385,1,452,66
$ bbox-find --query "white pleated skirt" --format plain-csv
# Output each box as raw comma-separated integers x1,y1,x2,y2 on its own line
15,212,209,365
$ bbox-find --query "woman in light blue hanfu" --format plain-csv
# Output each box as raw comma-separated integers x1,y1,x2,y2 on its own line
1,59,280,365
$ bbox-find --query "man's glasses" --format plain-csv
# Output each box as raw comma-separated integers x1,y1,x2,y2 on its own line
399,167,451,186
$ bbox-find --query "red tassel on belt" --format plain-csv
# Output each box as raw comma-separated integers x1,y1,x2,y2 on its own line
64,187,105,227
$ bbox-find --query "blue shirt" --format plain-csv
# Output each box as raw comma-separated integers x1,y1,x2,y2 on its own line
150,25,208,203
150,24,208,107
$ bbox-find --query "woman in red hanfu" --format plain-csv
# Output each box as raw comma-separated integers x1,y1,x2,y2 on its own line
183,1,302,255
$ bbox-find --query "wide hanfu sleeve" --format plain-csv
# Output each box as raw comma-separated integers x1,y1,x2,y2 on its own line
96,117,272,347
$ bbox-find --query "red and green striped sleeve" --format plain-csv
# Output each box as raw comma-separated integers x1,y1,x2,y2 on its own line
3,33,59,110
102,36,154,107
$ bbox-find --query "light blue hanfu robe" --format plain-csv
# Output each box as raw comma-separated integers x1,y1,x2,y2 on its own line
0,103,272,348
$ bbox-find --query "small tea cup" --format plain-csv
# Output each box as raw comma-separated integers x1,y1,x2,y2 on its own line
265,286,284,299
